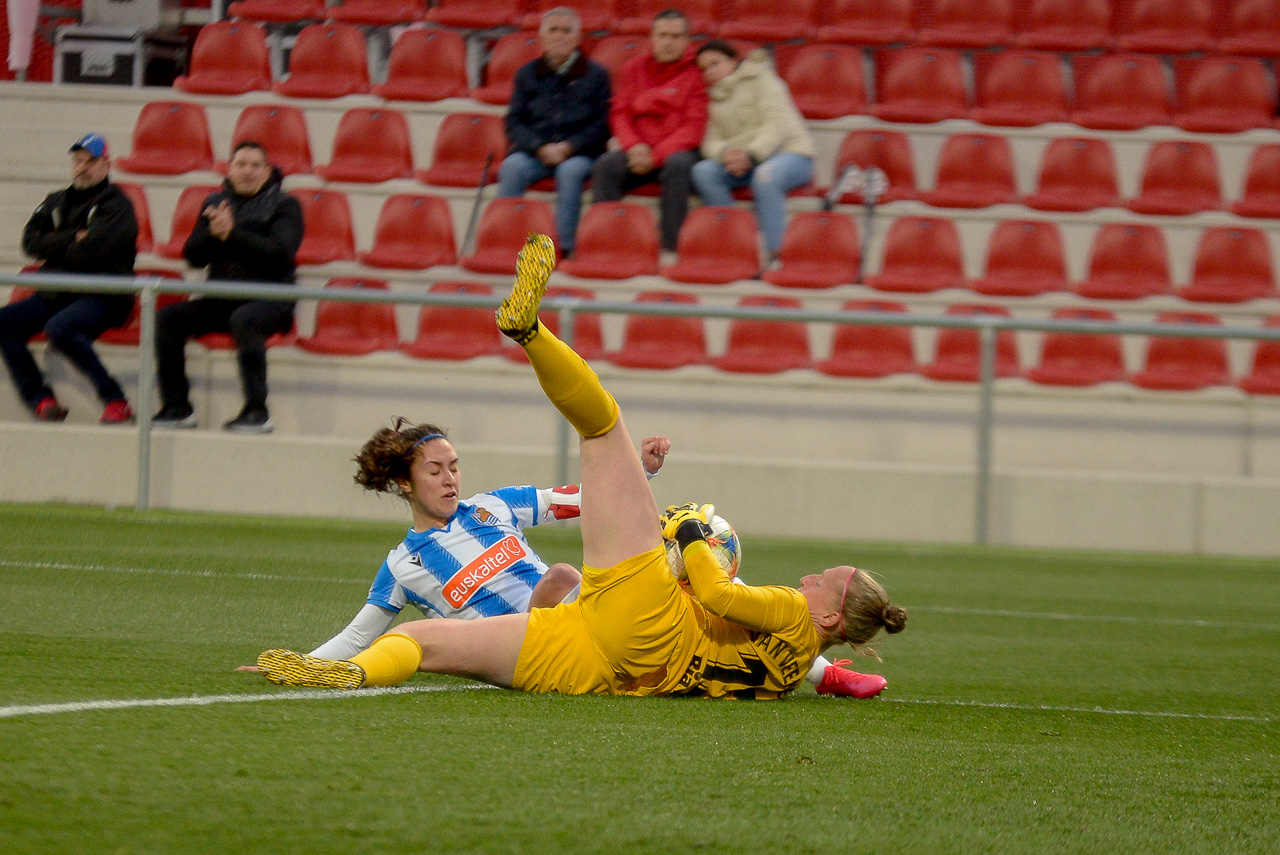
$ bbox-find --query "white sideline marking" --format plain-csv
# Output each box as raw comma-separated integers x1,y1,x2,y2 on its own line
911,606,1280,633
0,559,363,587
883,697,1275,723
0,686,1271,724
0,683,495,720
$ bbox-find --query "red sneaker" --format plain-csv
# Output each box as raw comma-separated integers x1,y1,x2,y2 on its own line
34,396,68,422
100,399,135,424
815,659,888,699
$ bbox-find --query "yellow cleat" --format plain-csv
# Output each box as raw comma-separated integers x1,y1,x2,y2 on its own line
256,648,367,689
496,234,557,342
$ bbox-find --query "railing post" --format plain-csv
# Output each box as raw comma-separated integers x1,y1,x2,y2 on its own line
974,322,996,545
134,278,158,511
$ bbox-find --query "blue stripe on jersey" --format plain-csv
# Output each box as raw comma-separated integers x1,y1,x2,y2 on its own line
365,561,402,612
488,485,541,528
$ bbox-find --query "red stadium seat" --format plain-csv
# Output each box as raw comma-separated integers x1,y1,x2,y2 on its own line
969,50,1070,127
173,21,272,95
372,27,469,102
226,0,324,23
328,0,427,26
115,102,214,175
916,0,1014,48
460,198,556,275
780,43,867,121
358,194,457,270
1231,145,1280,219
315,108,414,183
471,30,542,106
1131,312,1230,391
219,105,312,176
199,324,295,351
1026,308,1126,388
866,217,965,294
815,0,912,45
921,133,1017,208
661,207,761,285
1126,141,1222,216
115,183,154,253
416,113,507,187
1238,316,1280,395
920,304,1020,382
297,278,400,356
1117,0,1214,53
425,0,522,28
559,203,660,280
515,0,614,30
615,0,718,35
154,185,219,260
872,48,969,124
273,24,369,99
816,300,916,379
712,296,812,375
718,0,816,41
1219,0,1280,57
97,272,186,347
1071,54,1173,131
1076,223,1172,301
1023,137,1120,212
607,291,708,370
1012,0,1114,51
828,129,917,204
971,220,1068,297
503,287,604,363
1178,227,1277,304
401,281,503,361
1173,56,1276,134
762,212,860,289
289,189,357,265
589,34,649,80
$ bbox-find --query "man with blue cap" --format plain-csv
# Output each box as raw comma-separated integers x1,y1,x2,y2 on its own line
1,133,138,423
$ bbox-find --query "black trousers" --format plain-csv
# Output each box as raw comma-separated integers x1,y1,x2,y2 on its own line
591,149,697,252
156,298,294,412
0,292,133,408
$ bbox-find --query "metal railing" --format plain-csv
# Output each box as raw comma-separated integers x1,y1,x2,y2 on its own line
7,269,1280,544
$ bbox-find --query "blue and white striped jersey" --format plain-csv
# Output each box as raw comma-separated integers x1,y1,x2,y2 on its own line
367,484,582,620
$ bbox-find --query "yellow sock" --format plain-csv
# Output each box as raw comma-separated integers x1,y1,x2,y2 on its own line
349,632,422,687
522,321,619,438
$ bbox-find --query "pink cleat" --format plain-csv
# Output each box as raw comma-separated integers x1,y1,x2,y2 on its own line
815,659,888,699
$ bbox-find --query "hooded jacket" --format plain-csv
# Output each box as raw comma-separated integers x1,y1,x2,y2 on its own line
700,50,815,164
611,47,708,167
183,167,303,285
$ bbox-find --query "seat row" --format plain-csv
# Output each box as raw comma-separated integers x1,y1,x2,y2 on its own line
174,20,1280,132
111,101,1280,225
223,0,1280,56
65,275,1275,395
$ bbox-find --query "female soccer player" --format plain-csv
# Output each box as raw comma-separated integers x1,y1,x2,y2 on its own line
257,236,906,697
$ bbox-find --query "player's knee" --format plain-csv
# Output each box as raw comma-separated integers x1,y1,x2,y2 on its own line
530,562,582,608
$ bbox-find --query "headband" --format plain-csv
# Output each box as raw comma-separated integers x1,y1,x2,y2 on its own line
410,432,446,452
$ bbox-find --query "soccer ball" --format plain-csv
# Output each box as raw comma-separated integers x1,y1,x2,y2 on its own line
666,514,742,581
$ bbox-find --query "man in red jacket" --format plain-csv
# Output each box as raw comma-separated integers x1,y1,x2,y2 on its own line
590,8,707,253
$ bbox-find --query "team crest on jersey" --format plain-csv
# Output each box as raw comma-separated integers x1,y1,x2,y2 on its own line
471,507,497,525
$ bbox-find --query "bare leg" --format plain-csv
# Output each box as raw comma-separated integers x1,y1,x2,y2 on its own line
392,614,530,688
529,562,581,607
577,419,663,570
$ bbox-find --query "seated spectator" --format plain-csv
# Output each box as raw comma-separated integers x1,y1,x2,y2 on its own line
1,133,137,424
591,8,707,254
496,7,611,258
691,41,815,263
152,141,303,434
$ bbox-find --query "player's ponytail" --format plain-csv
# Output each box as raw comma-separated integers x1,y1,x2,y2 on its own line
839,568,907,657
353,418,449,497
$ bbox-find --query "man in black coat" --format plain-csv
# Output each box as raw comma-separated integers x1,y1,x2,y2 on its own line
495,7,611,257
2,133,138,423
153,140,304,434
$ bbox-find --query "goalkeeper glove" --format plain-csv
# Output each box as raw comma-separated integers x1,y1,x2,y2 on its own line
660,502,715,551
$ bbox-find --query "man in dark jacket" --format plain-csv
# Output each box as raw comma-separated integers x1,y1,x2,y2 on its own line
1,133,138,423
495,7,611,257
153,140,303,434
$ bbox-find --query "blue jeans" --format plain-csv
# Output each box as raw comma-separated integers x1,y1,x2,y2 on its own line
497,151,593,253
692,152,814,253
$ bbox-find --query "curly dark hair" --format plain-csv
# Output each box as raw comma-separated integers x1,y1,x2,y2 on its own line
353,418,448,498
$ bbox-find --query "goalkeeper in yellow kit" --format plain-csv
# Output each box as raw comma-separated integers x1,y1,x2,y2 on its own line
256,235,906,698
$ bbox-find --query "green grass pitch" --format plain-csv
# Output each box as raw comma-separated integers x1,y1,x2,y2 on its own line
1,503,1276,855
